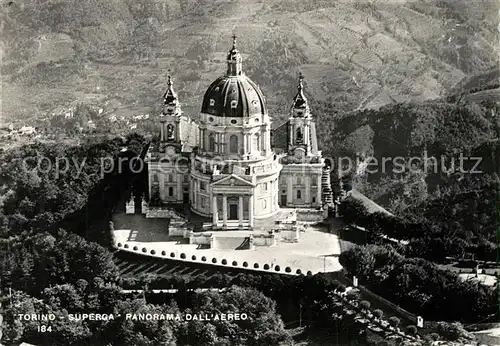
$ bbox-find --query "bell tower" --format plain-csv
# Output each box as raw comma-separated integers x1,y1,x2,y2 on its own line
160,74,182,149
288,73,313,156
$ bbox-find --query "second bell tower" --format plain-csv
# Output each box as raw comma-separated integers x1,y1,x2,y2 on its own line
160,74,182,151
287,73,313,157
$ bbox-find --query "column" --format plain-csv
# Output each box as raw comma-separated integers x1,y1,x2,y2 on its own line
243,132,247,155
305,175,310,204
175,119,180,141
287,175,293,205
222,195,228,228
316,174,322,206
248,194,254,228
238,195,244,227
245,133,250,156
305,123,309,146
289,122,293,146
160,121,165,141
198,128,202,148
212,195,218,226
148,170,153,202
190,178,193,205
159,174,165,200
177,176,182,202
193,180,196,206
262,127,267,154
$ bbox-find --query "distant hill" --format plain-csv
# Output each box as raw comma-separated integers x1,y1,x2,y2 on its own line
316,91,500,211
1,0,498,125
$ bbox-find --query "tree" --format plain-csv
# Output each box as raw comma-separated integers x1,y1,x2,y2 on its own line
108,299,179,346
406,325,418,335
388,317,400,329
372,309,383,319
359,300,371,311
43,284,85,311
180,286,289,346
436,322,474,342
0,291,39,344
339,246,376,280
339,198,369,224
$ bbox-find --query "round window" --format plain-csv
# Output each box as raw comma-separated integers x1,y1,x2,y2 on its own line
231,119,237,124
209,117,214,122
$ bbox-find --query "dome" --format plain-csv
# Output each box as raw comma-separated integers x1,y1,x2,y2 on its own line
201,75,267,118
200,35,267,118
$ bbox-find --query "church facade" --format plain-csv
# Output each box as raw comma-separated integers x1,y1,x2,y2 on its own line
146,36,331,229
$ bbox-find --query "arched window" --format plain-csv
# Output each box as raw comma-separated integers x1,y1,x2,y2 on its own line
166,124,175,140
168,187,174,196
229,135,238,154
296,127,303,143
208,133,215,152
297,190,302,199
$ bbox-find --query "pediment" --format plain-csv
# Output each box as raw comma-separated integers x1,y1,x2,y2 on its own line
211,174,255,187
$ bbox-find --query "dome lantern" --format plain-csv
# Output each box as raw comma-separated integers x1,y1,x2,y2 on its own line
226,34,243,76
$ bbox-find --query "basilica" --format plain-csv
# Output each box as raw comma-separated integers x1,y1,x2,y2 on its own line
146,36,333,229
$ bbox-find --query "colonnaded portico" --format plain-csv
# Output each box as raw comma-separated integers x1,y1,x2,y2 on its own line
212,193,254,229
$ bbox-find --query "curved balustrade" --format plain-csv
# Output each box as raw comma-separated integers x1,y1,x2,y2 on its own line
116,241,318,277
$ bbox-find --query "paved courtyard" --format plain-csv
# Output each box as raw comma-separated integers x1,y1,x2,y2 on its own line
113,211,343,275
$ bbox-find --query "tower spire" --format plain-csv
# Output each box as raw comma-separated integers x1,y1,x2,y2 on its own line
162,71,181,118
291,72,309,114
298,72,304,92
232,33,237,50
163,71,178,105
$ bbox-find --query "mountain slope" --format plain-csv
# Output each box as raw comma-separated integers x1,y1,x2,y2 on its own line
1,0,498,125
